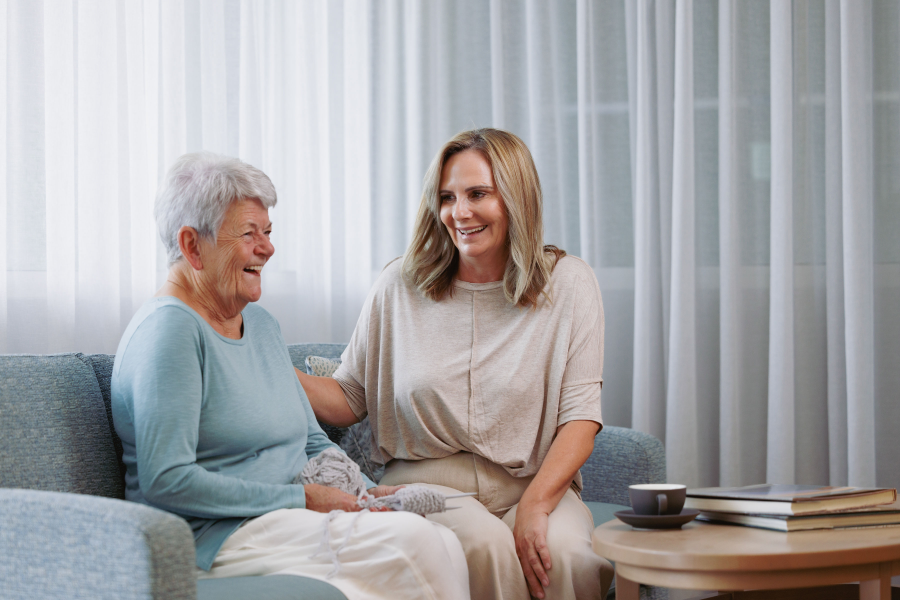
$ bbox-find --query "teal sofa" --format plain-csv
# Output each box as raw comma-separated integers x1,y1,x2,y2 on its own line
0,344,666,599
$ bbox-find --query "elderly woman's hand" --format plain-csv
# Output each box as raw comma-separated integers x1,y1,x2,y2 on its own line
304,483,363,513
304,484,407,513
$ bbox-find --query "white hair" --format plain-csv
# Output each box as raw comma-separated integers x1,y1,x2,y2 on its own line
154,152,277,267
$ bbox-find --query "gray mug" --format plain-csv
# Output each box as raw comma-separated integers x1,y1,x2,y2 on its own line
629,484,686,516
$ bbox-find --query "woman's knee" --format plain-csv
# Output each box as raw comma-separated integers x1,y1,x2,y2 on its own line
386,512,453,550
453,513,518,563
543,495,597,565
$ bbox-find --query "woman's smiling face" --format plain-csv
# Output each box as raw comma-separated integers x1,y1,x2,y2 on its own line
438,149,509,282
199,197,274,313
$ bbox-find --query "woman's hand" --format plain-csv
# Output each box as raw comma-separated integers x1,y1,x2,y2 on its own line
303,484,406,513
513,502,552,599
367,485,404,498
304,483,362,513
511,420,601,598
364,485,405,512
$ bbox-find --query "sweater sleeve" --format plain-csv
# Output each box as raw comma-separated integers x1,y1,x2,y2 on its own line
558,261,605,427
332,287,374,421
120,307,307,518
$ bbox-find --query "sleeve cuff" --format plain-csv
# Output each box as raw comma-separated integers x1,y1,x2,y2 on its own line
558,381,603,426
332,368,368,420
293,483,307,509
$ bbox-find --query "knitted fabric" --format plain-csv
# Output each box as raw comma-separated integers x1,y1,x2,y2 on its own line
296,447,454,578
296,448,449,514
362,486,447,514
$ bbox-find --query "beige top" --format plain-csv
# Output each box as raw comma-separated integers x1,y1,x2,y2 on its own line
333,255,604,480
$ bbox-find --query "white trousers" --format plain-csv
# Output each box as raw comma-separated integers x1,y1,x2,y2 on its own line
198,508,470,600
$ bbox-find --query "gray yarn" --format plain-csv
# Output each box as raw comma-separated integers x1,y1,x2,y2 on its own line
361,486,447,514
297,448,454,578
309,510,350,578
297,448,448,514
296,448,368,497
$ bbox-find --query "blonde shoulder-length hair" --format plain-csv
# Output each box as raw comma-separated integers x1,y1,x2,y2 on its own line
402,128,565,308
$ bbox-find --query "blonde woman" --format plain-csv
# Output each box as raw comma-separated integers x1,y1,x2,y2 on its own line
299,129,613,600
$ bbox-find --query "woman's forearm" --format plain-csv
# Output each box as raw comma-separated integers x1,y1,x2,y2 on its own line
513,419,601,597
518,420,601,513
294,367,360,427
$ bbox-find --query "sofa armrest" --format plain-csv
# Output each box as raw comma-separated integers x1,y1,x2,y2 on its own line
0,488,196,600
580,425,666,506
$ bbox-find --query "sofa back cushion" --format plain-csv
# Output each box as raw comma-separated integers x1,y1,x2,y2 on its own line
0,344,349,501
0,354,124,499
83,353,127,483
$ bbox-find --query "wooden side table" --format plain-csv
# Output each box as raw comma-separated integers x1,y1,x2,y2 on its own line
592,519,900,600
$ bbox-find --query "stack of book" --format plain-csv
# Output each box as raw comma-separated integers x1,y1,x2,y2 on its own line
684,484,900,532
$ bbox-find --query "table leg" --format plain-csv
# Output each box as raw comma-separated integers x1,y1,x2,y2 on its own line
616,574,640,600
859,562,892,600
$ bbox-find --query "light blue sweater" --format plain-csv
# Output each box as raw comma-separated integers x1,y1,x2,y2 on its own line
111,297,372,570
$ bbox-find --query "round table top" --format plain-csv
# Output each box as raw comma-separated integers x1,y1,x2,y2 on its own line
593,518,900,572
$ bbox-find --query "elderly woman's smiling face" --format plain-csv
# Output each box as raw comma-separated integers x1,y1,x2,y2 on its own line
198,197,274,313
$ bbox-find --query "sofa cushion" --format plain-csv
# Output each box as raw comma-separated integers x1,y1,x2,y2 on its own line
287,343,346,371
0,353,123,499
84,353,127,483
198,575,349,600
585,500,629,529
581,427,666,506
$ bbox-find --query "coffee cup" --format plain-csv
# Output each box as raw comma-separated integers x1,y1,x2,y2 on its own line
629,484,686,516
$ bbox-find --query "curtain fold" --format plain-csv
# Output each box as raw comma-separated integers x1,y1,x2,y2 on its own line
631,0,668,444
767,0,796,484
124,0,158,319
76,0,121,352
2,0,898,491
664,0,699,487
44,0,76,351
839,0,877,487
824,0,849,489
717,0,744,488
0,0,6,354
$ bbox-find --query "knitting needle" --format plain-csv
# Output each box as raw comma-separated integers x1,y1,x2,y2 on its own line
443,492,476,509
442,492,476,510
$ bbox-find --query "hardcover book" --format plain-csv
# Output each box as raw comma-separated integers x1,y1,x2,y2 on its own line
696,500,900,531
684,484,897,516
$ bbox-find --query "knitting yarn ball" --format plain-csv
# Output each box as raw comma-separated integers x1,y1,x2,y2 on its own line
297,447,367,497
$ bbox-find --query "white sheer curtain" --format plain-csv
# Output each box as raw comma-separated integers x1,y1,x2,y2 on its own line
2,0,898,491
612,0,900,490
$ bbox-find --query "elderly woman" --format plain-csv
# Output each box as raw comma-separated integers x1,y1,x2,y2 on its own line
299,129,614,600
111,152,469,600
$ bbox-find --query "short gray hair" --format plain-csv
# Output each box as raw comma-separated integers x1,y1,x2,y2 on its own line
154,152,277,267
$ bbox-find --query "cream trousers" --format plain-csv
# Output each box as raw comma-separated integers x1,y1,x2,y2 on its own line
198,507,470,600
380,452,614,600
